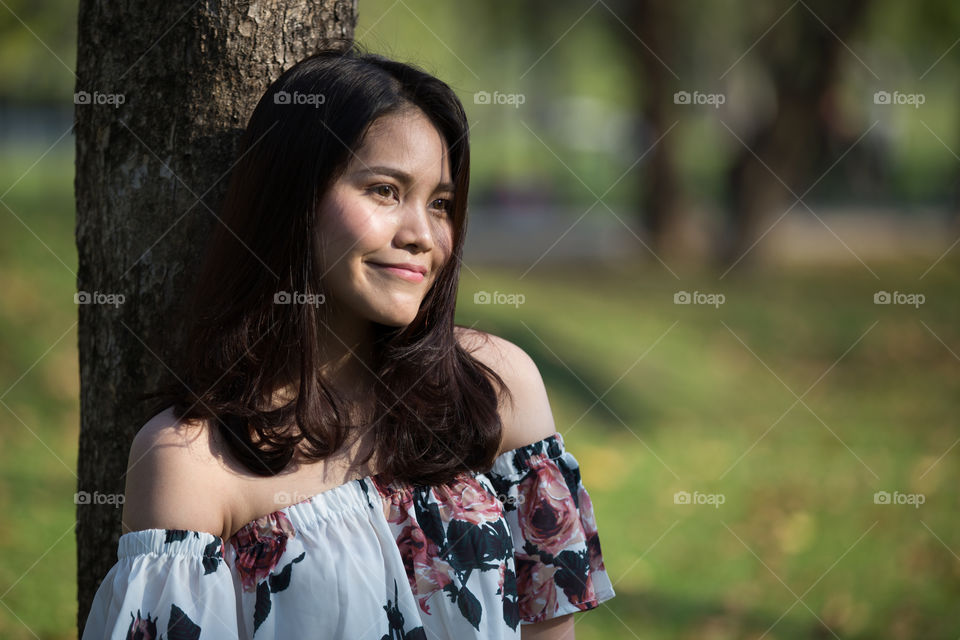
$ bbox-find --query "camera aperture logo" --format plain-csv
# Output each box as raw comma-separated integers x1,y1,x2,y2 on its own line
274,291,325,307
274,91,326,108
474,290,525,308
674,90,725,108
74,90,125,108
74,490,124,508
873,490,924,508
674,290,725,308
75,290,125,308
873,90,924,108
674,490,725,508
473,90,525,108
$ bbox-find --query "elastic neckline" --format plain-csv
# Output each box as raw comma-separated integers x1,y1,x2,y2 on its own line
231,432,565,539
118,528,223,559
241,475,382,543
117,432,565,556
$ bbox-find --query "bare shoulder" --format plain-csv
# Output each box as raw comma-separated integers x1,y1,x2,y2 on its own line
121,406,234,541
454,326,557,456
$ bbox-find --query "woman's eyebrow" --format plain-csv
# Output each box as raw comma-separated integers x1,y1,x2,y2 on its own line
351,165,454,192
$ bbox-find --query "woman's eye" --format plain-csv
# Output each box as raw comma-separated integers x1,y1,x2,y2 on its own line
370,184,397,200
432,198,452,214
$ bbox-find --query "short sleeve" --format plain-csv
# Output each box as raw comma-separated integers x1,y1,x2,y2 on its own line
486,432,616,624
82,528,242,639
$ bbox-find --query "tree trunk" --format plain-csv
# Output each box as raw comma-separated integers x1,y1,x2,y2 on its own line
598,0,686,259
721,0,870,268
628,0,683,257
74,0,356,629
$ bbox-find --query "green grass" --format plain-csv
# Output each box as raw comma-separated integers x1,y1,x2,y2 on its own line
456,261,960,639
1,142,80,640
1,142,958,638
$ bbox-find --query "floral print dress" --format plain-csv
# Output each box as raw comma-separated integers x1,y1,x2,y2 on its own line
82,432,615,639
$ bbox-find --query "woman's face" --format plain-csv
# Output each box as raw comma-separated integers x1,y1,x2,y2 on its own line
315,108,455,329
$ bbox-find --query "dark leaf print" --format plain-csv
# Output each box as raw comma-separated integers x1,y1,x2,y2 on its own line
441,580,459,603
413,488,445,549
553,548,591,603
511,435,557,471
444,519,512,571
253,580,271,633
522,539,553,564
382,579,428,640
200,556,218,575
268,551,306,592
167,603,201,640
502,565,517,598
502,597,520,631
545,435,562,458
455,584,482,630
201,538,222,575
164,530,189,544
359,477,375,509
384,579,405,634
486,473,518,513
556,457,581,509
125,609,158,640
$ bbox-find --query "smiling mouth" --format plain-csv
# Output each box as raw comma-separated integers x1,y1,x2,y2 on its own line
368,262,426,283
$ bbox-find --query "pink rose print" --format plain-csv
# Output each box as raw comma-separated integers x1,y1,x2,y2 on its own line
517,454,585,557
395,524,454,615
372,475,416,526
515,555,558,622
434,475,503,526
230,511,296,592
125,609,158,639
577,484,605,572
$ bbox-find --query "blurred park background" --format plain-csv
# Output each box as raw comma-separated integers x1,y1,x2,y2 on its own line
2,0,959,638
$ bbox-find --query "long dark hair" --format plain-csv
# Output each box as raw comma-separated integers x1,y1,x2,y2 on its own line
141,40,511,485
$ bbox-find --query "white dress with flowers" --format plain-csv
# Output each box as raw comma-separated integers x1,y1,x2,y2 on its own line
81,432,615,639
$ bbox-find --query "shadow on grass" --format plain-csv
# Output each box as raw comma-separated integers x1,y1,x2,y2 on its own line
604,589,844,639
485,323,657,433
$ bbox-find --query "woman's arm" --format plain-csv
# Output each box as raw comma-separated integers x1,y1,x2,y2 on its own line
521,613,575,639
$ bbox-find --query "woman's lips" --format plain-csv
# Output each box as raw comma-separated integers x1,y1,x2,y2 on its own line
369,262,425,282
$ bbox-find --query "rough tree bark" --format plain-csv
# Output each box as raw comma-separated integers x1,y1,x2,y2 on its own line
74,0,356,629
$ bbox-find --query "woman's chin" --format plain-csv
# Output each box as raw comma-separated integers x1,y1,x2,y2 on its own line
372,310,418,328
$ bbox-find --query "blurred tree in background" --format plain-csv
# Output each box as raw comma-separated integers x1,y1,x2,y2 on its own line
5,0,959,266
722,0,873,266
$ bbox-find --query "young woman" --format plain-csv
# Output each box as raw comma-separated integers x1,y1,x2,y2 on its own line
82,41,615,640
